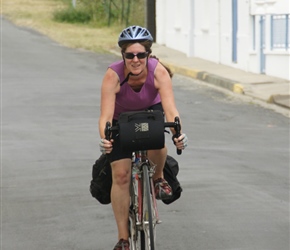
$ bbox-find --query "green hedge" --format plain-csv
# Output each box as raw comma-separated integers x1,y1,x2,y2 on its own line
53,0,145,26
53,6,91,23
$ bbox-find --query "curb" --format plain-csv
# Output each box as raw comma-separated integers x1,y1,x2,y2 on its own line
162,61,290,110
269,94,290,109
163,62,245,95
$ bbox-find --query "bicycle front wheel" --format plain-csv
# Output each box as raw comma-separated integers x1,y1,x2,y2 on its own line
142,163,156,250
129,208,142,250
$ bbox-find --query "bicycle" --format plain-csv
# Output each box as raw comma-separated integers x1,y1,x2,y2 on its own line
105,110,182,250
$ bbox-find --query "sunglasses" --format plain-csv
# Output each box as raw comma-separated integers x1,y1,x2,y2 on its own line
123,52,148,59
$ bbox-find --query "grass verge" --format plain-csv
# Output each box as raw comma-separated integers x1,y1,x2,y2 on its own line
1,0,123,53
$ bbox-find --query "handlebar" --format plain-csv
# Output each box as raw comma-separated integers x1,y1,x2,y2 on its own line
105,116,182,155
165,117,182,155
105,121,112,141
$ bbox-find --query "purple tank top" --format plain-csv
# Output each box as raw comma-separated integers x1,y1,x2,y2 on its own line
109,58,161,120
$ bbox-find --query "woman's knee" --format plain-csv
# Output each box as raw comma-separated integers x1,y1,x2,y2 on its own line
111,159,131,186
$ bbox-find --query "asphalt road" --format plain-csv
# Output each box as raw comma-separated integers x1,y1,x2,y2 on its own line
2,19,289,250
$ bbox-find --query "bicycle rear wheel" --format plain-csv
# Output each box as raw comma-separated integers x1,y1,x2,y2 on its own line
142,163,156,250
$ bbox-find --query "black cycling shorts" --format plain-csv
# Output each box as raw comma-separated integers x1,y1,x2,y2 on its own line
108,103,164,163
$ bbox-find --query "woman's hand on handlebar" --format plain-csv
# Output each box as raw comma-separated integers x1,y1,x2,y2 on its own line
99,138,114,154
172,133,188,150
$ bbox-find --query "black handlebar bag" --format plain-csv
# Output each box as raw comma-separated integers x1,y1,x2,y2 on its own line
118,110,165,151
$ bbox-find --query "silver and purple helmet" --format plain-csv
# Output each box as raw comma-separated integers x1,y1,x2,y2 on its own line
118,25,153,47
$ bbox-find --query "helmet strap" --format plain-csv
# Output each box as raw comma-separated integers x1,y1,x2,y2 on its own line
120,72,132,86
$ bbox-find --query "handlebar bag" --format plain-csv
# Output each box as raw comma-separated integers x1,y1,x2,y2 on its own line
118,110,165,151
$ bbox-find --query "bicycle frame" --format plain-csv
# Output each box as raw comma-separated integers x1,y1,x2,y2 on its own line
105,113,181,250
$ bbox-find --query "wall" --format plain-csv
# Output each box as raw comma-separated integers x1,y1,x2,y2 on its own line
267,53,290,80
156,0,290,80
156,0,193,55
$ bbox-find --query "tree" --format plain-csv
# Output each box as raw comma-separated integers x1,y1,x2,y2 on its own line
146,0,156,42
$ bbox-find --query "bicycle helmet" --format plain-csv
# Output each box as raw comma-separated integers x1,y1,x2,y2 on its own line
118,25,153,47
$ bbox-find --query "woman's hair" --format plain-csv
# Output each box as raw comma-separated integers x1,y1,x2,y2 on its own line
120,40,152,54
149,55,173,78
120,41,173,78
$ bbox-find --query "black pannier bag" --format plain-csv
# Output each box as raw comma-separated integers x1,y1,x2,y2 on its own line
90,154,182,205
118,110,165,152
89,154,112,205
162,155,183,205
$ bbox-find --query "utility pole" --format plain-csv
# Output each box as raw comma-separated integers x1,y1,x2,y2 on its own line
145,0,156,42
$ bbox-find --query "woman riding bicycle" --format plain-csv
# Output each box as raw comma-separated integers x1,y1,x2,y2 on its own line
98,25,188,250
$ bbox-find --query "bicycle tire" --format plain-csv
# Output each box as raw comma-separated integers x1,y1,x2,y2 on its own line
142,163,156,250
140,230,145,250
129,175,142,250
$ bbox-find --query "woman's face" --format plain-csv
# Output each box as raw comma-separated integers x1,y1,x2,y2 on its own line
123,43,148,75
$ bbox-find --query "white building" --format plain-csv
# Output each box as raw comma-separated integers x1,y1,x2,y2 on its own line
156,0,290,80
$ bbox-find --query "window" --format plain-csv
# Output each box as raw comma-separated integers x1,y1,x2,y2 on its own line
271,14,289,50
